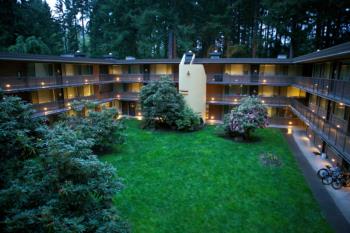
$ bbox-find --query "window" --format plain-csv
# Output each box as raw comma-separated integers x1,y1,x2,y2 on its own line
340,61,350,81
333,102,346,119
100,65,109,75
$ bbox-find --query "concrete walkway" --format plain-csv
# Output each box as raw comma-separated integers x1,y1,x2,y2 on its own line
283,128,350,233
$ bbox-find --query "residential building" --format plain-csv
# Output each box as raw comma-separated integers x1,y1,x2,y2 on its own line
0,42,349,170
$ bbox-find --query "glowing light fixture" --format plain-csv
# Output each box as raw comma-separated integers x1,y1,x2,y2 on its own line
288,121,292,125
41,82,45,86
211,97,215,101
43,107,48,111
210,116,215,120
5,84,11,88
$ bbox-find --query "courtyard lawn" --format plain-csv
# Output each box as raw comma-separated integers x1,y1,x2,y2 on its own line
102,120,332,233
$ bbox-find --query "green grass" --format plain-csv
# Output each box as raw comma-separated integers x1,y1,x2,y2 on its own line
102,120,332,233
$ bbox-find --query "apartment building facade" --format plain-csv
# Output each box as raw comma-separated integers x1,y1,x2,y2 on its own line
0,42,350,170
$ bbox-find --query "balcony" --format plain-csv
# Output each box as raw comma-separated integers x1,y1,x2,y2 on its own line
32,95,97,117
1,75,100,92
293,77,350,105
290,99,350,162
207,95,291,107
99,74,178,84
207,73,293,86
1,73,179,92
98,91,140,102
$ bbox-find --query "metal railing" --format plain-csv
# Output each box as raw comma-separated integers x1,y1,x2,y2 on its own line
206,73,294,85
207,95,291,106
0,73,179,92
32,95,97,117
290,99,350,162
293,76,350,105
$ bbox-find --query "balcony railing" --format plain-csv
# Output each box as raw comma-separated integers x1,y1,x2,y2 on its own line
207,73,294,85
1,73,179,92
290,99,350,162
207,95,291,106
294,77,350,105
98,91,140,101
32,95,97,117
99,74,178,83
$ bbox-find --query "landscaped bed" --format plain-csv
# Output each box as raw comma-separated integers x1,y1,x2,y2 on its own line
102,120,332,233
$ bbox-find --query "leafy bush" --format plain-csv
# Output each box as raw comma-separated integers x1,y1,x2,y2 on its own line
65,100,126,152
1,124,129,233
0,95,129,233
224,96,268,140
175,106,202,131
0,92,44,160
140,77,201,131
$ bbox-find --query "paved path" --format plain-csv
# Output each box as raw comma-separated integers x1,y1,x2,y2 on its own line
283,130,350,233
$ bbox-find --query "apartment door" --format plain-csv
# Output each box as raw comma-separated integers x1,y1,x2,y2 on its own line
143,65,150,82
250,65,259,82
249,86,258,96
329,62,339,95
129,102,136,116
55,64,62,85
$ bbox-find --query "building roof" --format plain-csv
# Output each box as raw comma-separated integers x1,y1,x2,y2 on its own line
293,42,350,63
0,42,349,65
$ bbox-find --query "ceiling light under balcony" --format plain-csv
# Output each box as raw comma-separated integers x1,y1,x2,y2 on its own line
288,121,292,125
211,97,215,101
5,84,11,88
41,82,45,86
43,107,47,111
116,77,120,81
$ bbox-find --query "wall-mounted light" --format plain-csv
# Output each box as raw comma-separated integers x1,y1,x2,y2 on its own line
5,84,11,88
41,82,45,86
288,121,293,125
210,116,214,120
211,97,215,101
331,158,335,162
116,77,120,81
43,107,48,111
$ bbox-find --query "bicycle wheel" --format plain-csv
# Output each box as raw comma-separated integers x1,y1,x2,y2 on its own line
331,180,343,190
317,168,329,179
322,176,333,185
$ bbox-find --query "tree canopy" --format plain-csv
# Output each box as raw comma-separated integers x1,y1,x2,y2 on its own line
0,0,349,57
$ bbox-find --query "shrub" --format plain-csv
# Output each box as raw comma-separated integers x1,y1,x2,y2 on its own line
224,96,268,140
175,106,202,131
64,100,126,152
140,77,201,131
0,96,129,233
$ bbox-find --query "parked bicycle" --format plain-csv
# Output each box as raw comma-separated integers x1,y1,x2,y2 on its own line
317,165,341,180
317,165,350,189
331,172,350,190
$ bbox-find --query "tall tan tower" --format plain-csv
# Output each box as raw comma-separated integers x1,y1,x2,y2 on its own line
179,52,207,121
